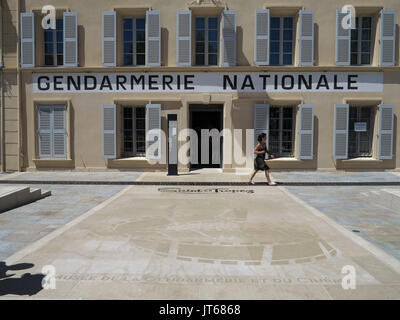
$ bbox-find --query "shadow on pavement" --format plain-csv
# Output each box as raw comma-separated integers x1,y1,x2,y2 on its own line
0,261,44,296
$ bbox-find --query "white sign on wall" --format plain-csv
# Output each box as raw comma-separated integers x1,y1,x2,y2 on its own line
354,122,367,132
33,72,383,93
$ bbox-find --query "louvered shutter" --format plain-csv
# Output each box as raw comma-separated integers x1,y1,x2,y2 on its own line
146,104,162,159
333,104,349,159
222,10,237,66
20,12,35,67
63,12,78,67
378,104,394,159
298,104,314,159
177,10,191,66
53,106,66,158
38,106,52,158
254,9,269,65
254,104,270,147
380,10,396,66
102,11,116,66
335,10,351,65
102,104,116,158
146,10,161,66
299,10,314,66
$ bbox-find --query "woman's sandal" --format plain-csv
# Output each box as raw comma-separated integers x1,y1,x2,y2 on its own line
268,182,277,186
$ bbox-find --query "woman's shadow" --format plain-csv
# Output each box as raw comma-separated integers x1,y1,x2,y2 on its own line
0,261,45,296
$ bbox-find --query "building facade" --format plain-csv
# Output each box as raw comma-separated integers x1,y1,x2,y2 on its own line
1,0,399,172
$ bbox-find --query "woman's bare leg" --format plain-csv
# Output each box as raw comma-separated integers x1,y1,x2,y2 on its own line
265,170,272,184
249,170,258,183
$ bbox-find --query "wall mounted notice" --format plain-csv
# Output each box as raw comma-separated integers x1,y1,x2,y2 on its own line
33,72,383,93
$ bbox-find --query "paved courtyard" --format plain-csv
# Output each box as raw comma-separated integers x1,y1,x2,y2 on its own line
1,171,400,299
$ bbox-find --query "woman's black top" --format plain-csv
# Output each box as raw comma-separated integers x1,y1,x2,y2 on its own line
254,143,271,171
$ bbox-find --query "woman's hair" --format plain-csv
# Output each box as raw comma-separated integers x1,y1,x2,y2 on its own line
257,133,266,142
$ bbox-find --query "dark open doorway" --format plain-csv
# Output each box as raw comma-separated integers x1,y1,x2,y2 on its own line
189,105,223,169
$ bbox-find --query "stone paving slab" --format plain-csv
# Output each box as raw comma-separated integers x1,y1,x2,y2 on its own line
1,185,399,299
284,186,400,261
0,184,125,260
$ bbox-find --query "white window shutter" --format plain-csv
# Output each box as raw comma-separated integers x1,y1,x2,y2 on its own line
333,104,349,159
378,104,394,159
53,106,66,158
254,9,270,65
102,104,116,158
38,106,52,158
20,12,35,67
335,10,351,65
177,10,192,66
380,10,396,66
63,12,78,67
146,104,162,159
299,10,314,66
146,10,161,66
222,10,237,66
254,104,270,147
102,11,116,66
298,104,314,159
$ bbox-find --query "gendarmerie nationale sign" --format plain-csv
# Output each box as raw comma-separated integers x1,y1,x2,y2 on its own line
33,72,383,93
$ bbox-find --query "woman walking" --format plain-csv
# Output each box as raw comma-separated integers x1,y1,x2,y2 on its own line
249,133,277,185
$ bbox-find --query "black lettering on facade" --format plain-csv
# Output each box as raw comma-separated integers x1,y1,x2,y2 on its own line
316,75,329,90
67,76,81,91
259,75,270,90
116,75,127,90
131,75,145,90
84,76,97,90
162,75,173,90
298,75,312,90
282,75,294,90
54,76,63,91
241,75,255,90
223,75,237,90
184,75,195,90
348,75,358,90
99,76,112,90
38,76,50,91
333,74,344,90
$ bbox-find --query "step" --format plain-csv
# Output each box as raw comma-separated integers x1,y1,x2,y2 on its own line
0,186,52,213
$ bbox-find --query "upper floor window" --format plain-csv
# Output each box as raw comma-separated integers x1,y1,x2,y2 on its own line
351,17,372,65
195,17,219,66
123,18,146,66
44,19,64,66
270,17,294,66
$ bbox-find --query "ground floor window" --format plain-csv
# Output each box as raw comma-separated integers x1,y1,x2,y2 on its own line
37,105,66,158
122,106,146,157
348,106,374,158
269,106,295,157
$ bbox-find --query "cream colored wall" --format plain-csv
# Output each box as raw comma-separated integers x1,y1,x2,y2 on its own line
2,0,400,171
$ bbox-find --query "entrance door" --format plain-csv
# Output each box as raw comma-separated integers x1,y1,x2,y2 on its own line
189,105,223,169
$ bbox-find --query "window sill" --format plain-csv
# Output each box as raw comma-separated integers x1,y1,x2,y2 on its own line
341,157,383,163
33,158,74,167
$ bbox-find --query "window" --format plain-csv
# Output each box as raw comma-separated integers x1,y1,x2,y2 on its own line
123,18,146,66
269,106,295,157
37,105,66,158
122,106,146,157
195,17,219,66
351,17,372,65
348,106,374,158
44,19,63,66
270,17,294,66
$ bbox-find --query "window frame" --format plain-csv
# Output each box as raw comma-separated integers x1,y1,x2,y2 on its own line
348,106,374,158
194,16,219,66
123,17,146,66
43,18,64,67
351,16,372,66
269,106,296,157
269,16,294,66
122,106,146,158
